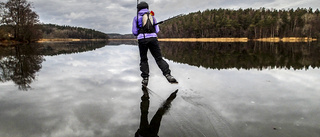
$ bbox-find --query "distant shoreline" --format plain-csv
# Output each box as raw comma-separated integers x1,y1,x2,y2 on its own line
254,37,317,42
108,39,136,41
1,37,317,46
158,37,317,42
0,39,108,46
109,37,317,42
37,38,108,43
159,38,249,42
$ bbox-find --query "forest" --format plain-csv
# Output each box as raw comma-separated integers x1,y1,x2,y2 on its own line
0,24,109,42
158,8,320,39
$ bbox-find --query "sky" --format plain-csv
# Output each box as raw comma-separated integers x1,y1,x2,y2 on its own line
1,0,319,34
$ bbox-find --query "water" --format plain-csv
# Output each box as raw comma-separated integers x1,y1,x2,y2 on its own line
0,41,320,137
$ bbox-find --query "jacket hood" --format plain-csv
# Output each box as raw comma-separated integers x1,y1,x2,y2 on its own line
138,8,149,16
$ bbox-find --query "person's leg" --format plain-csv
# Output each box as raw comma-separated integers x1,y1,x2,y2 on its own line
148,38,171,76
138,39,150,78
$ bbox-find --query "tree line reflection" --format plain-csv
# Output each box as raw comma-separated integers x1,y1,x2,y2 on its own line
159,42,320,70
2,41,319,90
0,41,107,90
39,41,108,56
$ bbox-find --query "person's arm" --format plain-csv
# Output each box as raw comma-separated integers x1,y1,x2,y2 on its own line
132,16,139,36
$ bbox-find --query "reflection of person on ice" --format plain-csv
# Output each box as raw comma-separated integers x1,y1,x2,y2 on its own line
135,86,178,137
132,1,177,86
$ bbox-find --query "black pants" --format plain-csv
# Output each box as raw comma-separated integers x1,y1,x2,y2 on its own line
138,37,171,78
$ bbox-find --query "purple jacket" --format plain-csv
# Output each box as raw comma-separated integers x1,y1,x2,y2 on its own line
132,8,160,40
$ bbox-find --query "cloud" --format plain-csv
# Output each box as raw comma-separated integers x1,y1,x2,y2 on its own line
0,0,318,34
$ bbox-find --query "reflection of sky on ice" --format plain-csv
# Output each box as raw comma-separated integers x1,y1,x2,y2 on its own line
0,44,320,136
170,64,320,136
0,45,142,136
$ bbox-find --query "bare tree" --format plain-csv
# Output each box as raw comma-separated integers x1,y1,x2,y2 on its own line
2,0,40,42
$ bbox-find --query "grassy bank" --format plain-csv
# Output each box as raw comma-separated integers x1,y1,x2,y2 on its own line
0,40,22,46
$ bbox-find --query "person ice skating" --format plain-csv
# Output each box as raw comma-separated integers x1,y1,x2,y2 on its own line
132,1,177,86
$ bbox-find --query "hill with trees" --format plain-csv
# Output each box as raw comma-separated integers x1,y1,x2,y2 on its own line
40,24,109,40
158,8,320,39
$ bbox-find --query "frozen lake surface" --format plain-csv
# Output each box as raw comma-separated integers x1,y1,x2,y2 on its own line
1,41,320,137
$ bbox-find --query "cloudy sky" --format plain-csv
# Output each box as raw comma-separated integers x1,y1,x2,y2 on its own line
1,0,319,34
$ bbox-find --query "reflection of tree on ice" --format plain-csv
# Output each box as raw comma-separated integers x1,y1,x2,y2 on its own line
135,86,178,137
0,45,44,91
